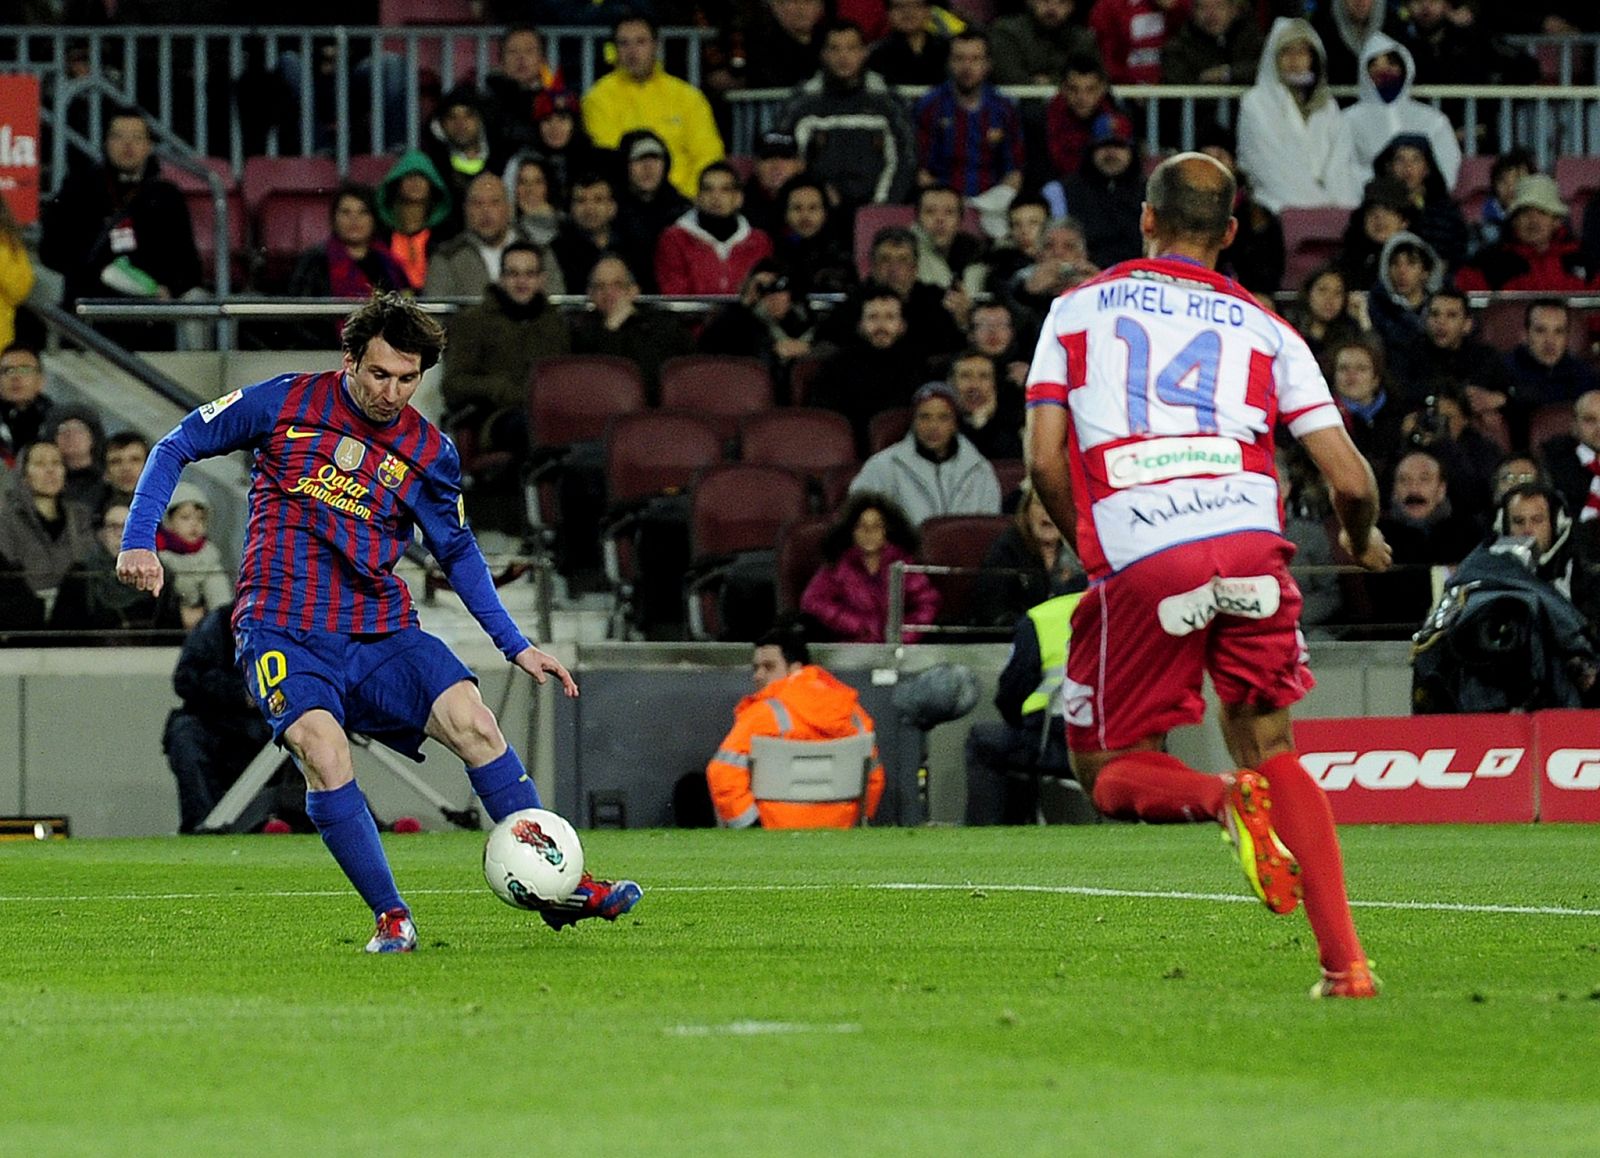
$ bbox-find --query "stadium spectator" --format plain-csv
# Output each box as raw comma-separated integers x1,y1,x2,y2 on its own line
103,430,149,513
1161,0,1264,88
970,480,1084,630
741,0,828,90
1286,264,1365,363
1090,0,1191,86
1326,336,1407,495
0,440,95,616
1367,446,1480,635
779,20,918,209
160,600,282,833
741,131,806,239
571,254,693,401
912,186,988,299
1366,231,1444,359
950,350,1022,461
375,150,452,292
441,241,571,499
1045,112,1144,269
820,226,966,369
1397,0,1496,88
1337,176,1416,291
1538,389,1600,522
1374,133,1468,274
1398,287,1518,437
1309,0,1399,86
285,185,409,346
582,15,725,200
1492,453,1548,505
814,288,926,452
990,0,1100,87
1040,55,1119,190
481,25,565,153
1504,299,1600,412
550,173,624,292
0,344,54,462
610,131,691,291
869,0,954,86
157,481,232,632
1471,148,1534,257
705,619,885,826
913,30,1024,218
697,259,815,378
1457,175,1592,294
799,492,939,643
1196,128,1284,294
1003,216,1098,318
848,380,1002,525
0,197,35,354
49,501,181,643
968,301,1033,391
504,154,564,248
963,591,1083,825
525,90,602,211
1345,37,1461,192
45,405,108,516
421,86,507,237
1399,387,1499,521
981,195,1049,300
1236,19,1363,214
654,162,775,297
39,105,201,349
424,173,525,301
772,175,858,296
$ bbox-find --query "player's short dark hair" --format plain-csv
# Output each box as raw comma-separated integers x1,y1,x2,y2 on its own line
105,430,150,455
571,171,616,198
501,239,543,270
329,182,377,224
1525,297,1570,328
1146,154,1236,247
1428,285,1469,312
341,292,447,372
755,615,811,666
698,160,741,191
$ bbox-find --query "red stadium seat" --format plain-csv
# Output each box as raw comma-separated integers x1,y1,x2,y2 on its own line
1454,153,1494,201
162,160,246,285
242,155,339,219
819,462,860,510
868,407,911,454
775,513,832,612
917,514,1011,630
788,352,828,406
658,355,775,440
685,463,810,639
1528,401,1575,452
739,408,857,484
527,355,646,449
380,0,479,22
853,202,983,279
1279,207,1348,292
346,153,400,188
990,458,1027,505
1555,156,1600,212
1475,299,1525,354
255,192,334,288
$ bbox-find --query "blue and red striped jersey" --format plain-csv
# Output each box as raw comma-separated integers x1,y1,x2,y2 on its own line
123,370,532,660
913,82,1024,198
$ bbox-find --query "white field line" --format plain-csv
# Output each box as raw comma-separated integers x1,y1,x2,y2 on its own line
0,881,1596,918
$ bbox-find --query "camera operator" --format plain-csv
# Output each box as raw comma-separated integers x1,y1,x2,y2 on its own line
697,259,814,381
1398,387,1499,528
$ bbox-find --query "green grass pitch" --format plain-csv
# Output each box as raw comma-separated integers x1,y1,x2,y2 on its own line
3,825,1599,1157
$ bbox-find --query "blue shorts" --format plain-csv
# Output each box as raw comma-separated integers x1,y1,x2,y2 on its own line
233,621,475,761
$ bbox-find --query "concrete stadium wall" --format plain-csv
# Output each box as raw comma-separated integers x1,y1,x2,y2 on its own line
0,640,1415,837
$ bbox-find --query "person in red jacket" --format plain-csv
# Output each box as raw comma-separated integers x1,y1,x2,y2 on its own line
1457,174,1593,293
654,161,775,296
1089,0,1192,85
706,620,885,828
800,491,941,643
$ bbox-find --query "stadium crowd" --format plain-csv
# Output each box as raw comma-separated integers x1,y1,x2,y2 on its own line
4,0,1600,652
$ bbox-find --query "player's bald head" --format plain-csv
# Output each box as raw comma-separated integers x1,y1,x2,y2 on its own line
1145,152,1236,248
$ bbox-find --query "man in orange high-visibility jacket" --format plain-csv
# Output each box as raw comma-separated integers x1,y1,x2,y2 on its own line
707,622,884,828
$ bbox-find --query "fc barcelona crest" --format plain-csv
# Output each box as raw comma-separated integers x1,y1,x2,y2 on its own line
378,453,409,489
335,436,366,472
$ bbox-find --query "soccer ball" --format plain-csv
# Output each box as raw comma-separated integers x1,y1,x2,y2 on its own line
483,808,585,910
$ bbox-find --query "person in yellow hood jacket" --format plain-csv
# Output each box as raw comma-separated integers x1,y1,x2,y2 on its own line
707,621,884,828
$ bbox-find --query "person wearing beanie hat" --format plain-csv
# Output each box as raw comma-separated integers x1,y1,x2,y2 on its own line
1458,173,1593,292
613,129,691,287
1044,110,1143,268
157,480,233,631
847,378,1001,526
743,132,806,237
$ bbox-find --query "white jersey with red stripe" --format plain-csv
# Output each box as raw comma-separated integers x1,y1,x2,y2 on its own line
1025,255,1343,579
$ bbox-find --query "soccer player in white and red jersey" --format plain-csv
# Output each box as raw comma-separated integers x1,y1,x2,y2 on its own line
1025,153,1393,999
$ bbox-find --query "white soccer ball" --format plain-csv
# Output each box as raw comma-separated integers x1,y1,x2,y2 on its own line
483,808,585,910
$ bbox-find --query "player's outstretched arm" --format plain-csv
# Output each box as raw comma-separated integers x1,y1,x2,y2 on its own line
513,645,579,698
115,548,166,597
1299,425,1392,572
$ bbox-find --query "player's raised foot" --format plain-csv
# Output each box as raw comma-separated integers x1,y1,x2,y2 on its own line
364,907,417,953
1310,960,1381,999
1219,770,1303,916
539,873,643,931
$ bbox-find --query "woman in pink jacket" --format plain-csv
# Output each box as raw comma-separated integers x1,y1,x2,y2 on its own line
801,492,939,643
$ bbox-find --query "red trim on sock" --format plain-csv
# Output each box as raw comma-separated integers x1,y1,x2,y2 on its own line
1257,752,1364,971
1091,750,1226,823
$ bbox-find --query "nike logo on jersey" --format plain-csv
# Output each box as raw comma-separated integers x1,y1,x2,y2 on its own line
285,426,320,439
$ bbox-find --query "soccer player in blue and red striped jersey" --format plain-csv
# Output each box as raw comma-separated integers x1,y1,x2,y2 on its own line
116,293,641,952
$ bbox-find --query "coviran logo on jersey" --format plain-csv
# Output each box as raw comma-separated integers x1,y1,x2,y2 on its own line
288,463,373,519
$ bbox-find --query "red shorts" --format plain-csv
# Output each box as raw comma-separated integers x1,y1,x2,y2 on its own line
1064,532,1314,753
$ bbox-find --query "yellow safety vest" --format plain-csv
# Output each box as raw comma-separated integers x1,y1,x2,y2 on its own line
1020,592,1082,717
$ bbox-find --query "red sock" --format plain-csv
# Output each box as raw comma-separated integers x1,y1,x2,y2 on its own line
1257,752,1365,972
1091,751,1225,823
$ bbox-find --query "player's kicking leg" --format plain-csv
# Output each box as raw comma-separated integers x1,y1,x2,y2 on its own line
426,679,642,930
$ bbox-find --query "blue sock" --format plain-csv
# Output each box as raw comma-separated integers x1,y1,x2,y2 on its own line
466,747,540,822
305,780,405,917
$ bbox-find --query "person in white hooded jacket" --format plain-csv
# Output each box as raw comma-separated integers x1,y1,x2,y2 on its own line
1344,32,1461,191
1237,18,1364,215
848,381,1002,527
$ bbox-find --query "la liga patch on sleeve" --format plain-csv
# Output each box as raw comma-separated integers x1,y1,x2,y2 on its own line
199,389,243,422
